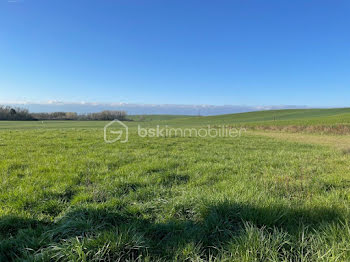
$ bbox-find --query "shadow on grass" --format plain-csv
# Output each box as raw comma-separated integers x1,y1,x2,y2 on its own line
0,202,344,261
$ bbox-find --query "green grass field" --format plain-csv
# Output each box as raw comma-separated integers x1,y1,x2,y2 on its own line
1,109,350,261
161,108,350,127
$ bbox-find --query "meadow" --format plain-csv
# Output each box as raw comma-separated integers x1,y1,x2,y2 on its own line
1,109,350,261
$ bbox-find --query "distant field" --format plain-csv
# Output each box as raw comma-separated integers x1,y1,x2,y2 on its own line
1,109,350,261
128,114,194,121
0,115,193,130
161,108,350,134
163,108,350,126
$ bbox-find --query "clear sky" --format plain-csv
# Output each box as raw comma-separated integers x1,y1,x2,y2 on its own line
1,0,349,107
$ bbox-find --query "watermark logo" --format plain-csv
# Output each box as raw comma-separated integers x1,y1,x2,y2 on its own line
104,120,128,143
104,120,246,143
138,125,246,138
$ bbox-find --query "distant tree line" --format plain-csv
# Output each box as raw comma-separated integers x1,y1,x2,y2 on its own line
0,105,127,121
31,112,79,120
0,106,35,120
78,110,127,121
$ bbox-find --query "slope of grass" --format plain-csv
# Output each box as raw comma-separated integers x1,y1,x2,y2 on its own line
1,122,350,261
161,108,350,135
164,108,350,125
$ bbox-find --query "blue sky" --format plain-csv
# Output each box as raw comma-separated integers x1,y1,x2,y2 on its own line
1,0,349,108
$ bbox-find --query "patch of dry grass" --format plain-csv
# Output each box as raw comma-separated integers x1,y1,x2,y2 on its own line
250,130,350,151
250,124,350,135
